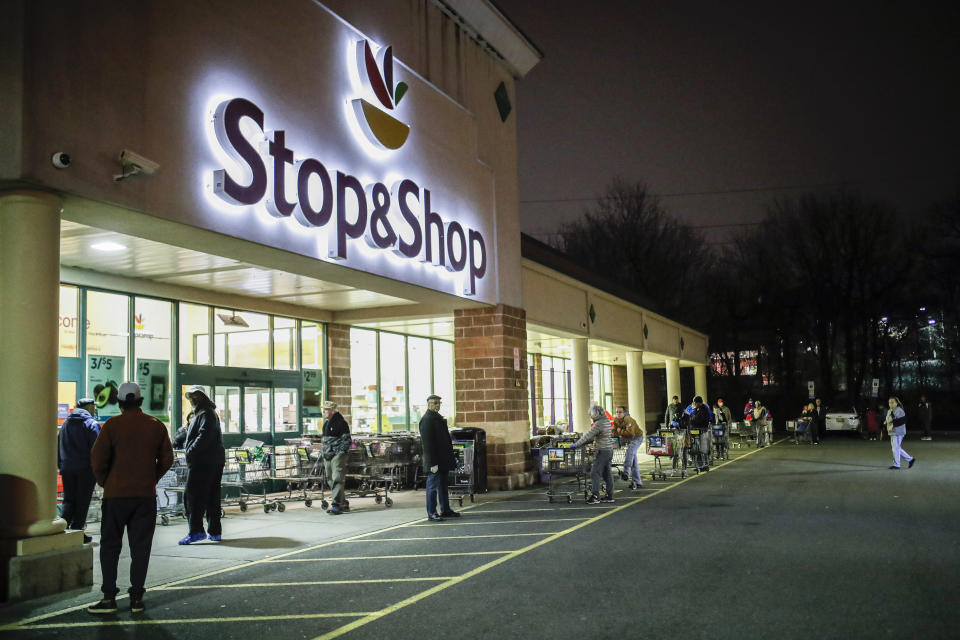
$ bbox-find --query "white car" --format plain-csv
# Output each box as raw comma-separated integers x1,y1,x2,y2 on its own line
825,410,860,431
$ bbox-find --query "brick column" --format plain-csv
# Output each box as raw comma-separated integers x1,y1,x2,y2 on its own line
326,324,352,422
454,305,531,490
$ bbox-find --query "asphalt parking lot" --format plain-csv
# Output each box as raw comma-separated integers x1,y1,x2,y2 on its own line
2,432,957,639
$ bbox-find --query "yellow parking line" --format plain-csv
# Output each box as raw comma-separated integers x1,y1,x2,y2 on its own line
313,441,773,640
267,551,511,563
159,577,456,589
339,533,555,542
15,612,376,630
406,517,587,527
467,507,614,514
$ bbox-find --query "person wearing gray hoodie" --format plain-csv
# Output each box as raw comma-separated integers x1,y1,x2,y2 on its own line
570,404,616,504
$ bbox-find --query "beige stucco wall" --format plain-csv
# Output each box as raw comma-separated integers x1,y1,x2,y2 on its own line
522,260,708,363
5,0,522,308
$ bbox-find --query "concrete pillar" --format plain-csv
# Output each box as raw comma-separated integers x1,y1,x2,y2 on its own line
0,191,65,539
626,351,646,431
571,338,589,432
1,192,92,603
665,357,681,406
694,364,708,403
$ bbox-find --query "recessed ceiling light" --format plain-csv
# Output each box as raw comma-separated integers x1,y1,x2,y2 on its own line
91,241,127,252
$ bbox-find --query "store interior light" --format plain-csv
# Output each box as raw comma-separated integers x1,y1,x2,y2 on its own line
928,319,936,325
91,241,127,252
216,312,249,327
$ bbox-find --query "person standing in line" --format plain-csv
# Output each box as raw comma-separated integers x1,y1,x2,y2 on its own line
58,397,101,544
321,400,352,514
570,404,616,504
802,402,819,445
917,395,933,441
886,397,916,470
418,394,459,521
814,397,827,441
88,382,173,615
612,405,645,489
753,400,771,448
178,387,225,544
664,395,683,427
714,398,733,427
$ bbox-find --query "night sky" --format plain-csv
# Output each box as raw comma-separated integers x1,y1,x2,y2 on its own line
496,0,960,245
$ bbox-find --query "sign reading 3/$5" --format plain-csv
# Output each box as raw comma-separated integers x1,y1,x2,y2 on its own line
208,95,488,296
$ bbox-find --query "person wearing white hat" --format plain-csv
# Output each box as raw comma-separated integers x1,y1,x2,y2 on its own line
88,382,173,615
179,386,225,544
321,400,352,514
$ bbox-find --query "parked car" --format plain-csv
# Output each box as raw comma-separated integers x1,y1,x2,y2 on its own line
825,409,860,431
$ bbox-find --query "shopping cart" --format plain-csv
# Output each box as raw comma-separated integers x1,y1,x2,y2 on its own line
646,435,673,480
660,428,688,478
343,437,394,508
157,451,188,525
688,427,710,473
275,441,327,508
544,446,592,503
221,447,277,513
712,425,729,460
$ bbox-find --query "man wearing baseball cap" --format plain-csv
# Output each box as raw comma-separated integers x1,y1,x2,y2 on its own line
88,382,173,615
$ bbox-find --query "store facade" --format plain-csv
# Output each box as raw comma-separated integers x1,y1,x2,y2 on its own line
1,0,707,600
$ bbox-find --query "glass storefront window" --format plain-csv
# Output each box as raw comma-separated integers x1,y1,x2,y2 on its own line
350,328,378,433
433,340,454,427
59,285,79,358
213,385,241,434
214,309,269,369
243,387,271,432
301,322,323,370
86,290,129,420
274,317,296,370
379,333,406,432
179,303,210,365
407,337,431,429
275,388,298,432
135,297,172,423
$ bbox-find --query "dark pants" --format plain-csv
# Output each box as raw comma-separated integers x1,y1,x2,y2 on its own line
324,452,348,506
810,421,820,444
100,497,157,599
185,463,223,536
591,449,615,498
61,468,96,530
426,470,450,516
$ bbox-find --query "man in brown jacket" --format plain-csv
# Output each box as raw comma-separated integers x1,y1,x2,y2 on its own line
87,382,173,615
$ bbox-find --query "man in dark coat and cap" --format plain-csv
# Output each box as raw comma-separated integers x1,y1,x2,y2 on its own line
418,394,458,521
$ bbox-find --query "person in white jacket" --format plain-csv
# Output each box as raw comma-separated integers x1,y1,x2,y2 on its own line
886,397,916,470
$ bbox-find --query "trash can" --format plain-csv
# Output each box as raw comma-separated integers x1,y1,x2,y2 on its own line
450,427,487,493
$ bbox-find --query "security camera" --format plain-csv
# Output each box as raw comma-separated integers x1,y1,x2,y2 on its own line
114,149,159,181
51,152,71,169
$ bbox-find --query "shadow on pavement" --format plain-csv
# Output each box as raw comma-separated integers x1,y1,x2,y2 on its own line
215,537,303,549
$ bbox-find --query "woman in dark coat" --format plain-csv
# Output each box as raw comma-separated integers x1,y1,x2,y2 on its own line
179,387,225,544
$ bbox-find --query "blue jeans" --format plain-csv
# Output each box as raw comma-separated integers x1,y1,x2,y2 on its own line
426,471,450,516
624,437,644,484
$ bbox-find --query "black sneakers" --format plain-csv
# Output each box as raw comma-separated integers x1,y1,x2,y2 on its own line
909,458,916,468
130,598,145,613
87,598,117,614
600,495,616,503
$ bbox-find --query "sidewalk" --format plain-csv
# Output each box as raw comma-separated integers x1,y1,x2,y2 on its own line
0,486,507,624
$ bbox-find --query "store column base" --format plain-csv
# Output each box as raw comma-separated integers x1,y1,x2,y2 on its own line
1,531,92,603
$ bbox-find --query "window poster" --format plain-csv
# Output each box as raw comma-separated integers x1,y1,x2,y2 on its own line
136,359,170,419
88,355,125,419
